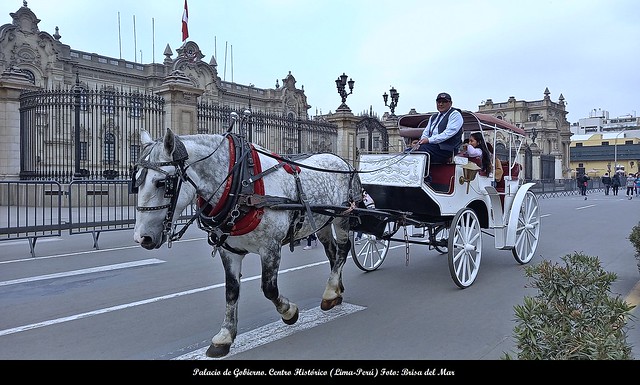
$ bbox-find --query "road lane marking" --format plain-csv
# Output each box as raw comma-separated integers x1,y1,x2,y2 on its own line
0,236,206,265
576,204,596,210
174,302,366,360
0,238,61,247
0,258,165,287
0,259,330,337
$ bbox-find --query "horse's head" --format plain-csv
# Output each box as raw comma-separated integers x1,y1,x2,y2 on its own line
133,129,197,249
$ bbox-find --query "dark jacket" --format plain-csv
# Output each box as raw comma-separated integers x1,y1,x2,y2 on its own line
612,174,621,187
428,108,463,153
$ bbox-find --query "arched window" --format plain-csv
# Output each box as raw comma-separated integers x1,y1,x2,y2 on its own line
21,69,36,84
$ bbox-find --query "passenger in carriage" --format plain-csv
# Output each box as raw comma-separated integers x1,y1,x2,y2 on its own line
486,142,504,184
459,132,503,184
412,92,464,163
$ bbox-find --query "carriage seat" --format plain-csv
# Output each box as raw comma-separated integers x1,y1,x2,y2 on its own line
495,162,522,192
428,163,456,194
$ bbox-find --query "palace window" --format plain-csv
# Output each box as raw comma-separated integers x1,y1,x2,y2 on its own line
103,132,116,165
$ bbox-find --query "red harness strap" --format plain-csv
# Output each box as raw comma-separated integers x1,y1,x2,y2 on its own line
196,137,265,236
271,152,301,174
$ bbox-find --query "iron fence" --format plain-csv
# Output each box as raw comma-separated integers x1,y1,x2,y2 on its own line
196,104,338,155
18,88,339,184
19,86,166,183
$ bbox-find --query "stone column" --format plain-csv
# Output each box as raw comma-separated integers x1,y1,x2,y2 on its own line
0,67,39,179
326,107,359,166
530,143,542,180
155,70,204,135
383,115,403,152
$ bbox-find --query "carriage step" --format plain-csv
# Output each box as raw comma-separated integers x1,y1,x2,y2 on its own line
406,225,424,237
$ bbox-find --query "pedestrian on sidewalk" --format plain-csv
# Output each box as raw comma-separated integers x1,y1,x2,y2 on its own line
626,173,636,200
612,172,621,196
303,233,317,250
602,172,612,196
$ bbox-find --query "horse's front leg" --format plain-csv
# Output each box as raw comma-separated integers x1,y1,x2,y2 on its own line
261,246,299,325
206,248,244,358
317,218,350,310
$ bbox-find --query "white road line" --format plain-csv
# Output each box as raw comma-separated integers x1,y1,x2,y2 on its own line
576,204,596,210
0,259,330,337
0,258,165,287
0,238,61,246
0,236,206,265
174,302,366,360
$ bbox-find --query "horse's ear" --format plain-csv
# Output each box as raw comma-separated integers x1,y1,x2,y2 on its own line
140,130,153,145
163,128,176,155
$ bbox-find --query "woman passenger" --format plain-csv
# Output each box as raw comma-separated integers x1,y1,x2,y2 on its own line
460,132,491,176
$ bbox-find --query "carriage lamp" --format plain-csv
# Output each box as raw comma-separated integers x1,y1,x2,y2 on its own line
335,73,355,110
459,162,481,194
383,86,400,116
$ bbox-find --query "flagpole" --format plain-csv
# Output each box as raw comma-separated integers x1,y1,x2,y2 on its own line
152,17,155,64
118,12,122,59
182,0,189,43
133,15,137,63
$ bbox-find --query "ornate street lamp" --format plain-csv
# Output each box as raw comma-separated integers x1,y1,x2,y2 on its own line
530,126,538,144
335,73,354,111
383,86,399,116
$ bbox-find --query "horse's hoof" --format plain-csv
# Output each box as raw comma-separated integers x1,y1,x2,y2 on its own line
320,296,343,311
282,307,299,325
206,343,231,358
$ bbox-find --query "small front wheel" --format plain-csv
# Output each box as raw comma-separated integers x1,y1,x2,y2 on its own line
433,225,450,254
448,208,482,289
350,222,393,272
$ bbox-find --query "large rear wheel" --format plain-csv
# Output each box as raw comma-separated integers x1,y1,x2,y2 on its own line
448,208,482,289
511,190,540,264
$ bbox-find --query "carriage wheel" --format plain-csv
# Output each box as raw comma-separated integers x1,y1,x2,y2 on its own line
350,223,392,272
511,190,540,264
433,225,449,254
448,208,482,289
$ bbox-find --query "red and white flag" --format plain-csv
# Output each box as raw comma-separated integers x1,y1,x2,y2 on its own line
181,0,189,42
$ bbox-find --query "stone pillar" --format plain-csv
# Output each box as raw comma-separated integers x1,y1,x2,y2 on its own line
530,143,542,180
0,67,39,179
155,70,204,135
383,116,403,152
326,108,359,166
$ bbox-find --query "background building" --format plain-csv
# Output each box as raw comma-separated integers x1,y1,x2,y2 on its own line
477,88,572,181
0,3,337,181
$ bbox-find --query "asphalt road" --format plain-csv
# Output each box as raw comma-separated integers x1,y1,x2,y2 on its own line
0,192,638,369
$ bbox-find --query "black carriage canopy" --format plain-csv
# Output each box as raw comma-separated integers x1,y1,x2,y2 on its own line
397,110,526,139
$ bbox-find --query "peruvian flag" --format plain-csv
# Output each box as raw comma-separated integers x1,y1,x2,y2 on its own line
181,0,189,42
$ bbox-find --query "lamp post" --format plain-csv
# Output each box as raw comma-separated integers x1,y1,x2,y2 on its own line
335,73,354,111
383,86,399,116
530,126,538,144
614,129,626,173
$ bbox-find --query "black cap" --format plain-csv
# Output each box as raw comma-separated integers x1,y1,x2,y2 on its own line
436,92,452,102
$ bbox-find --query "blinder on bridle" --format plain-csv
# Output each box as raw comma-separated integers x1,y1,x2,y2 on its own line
132,137,192,245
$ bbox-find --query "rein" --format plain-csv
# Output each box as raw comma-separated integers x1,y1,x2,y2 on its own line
252,146,412,176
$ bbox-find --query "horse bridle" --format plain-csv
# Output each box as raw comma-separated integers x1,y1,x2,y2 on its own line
132,138,199,246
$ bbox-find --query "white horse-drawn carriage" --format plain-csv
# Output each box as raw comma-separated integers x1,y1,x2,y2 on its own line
131,109,540,357
350,110,540,288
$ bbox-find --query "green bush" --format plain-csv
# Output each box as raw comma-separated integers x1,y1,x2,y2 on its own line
504,252,635,360
629,222,640,273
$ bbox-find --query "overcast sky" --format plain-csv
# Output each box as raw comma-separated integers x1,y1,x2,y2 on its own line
1,0,638,122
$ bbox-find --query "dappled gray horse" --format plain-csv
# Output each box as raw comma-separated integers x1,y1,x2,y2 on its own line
132,126,361,357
